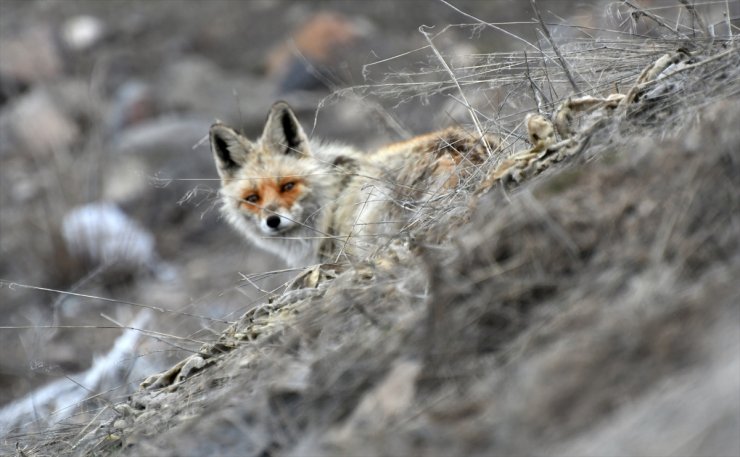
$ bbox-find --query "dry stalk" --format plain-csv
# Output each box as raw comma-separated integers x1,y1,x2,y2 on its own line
530,0,580,93
419,25,494,155
623,0,689,39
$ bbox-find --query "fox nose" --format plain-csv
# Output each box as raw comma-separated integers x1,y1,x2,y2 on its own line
265,215,281,229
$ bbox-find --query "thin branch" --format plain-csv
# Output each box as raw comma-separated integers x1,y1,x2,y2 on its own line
530,0,580,93
524,51,548,114
419,25,493,154
1,280,231,324
437,0,540,51
726,0,734,44
623,0,689,39
679,0,714,50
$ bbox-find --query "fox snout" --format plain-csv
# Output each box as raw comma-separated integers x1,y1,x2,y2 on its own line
265,214,281,229
259,211,297,234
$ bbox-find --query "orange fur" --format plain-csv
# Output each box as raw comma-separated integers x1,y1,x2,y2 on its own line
376,131,449,155
239,178,304,215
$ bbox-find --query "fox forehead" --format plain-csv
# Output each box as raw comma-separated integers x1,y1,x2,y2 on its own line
231,138,292,167
228,152,307,183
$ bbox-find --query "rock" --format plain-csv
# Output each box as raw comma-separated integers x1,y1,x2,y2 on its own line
0,25,62,87
61,202,156,273
6,88,80,155
61,15,106,51
101,155,149,202
157,57,275,126
110,115,210,158
265,12,374,93
107,80,156,133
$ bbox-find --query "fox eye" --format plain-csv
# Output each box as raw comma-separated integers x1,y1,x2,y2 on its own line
244,194,259,204
281,182,295,192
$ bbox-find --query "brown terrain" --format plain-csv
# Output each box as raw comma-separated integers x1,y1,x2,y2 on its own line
1,1,738,456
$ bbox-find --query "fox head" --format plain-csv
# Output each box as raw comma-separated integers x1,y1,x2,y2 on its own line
209,102,326,251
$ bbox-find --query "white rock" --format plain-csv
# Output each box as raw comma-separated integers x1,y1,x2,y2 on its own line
62,202,156,271
0,311,153,433
62,15,105,51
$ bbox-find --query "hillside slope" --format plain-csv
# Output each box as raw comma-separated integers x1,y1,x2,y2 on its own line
19,42,740,456
4,4,739,456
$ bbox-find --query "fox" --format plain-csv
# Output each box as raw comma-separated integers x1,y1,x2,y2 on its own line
209,101,498,268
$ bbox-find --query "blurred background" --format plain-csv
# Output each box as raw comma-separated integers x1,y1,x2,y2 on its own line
0,0,715,413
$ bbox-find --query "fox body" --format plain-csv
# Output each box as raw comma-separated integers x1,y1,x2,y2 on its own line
210,102,496,267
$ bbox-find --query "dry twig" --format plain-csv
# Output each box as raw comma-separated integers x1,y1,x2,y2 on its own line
530,0,580,93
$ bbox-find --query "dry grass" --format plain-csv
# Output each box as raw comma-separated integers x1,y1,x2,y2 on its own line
3,1,739,456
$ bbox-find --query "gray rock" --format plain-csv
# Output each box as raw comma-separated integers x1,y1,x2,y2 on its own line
0,25,62,86
5,88,80,155
111,115,210,159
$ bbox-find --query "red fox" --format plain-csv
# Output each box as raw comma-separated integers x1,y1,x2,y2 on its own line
209,102,497,267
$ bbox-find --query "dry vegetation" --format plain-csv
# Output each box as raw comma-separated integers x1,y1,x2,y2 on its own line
2,1,739,456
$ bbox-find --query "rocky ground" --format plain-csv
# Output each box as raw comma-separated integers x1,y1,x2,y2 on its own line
1,1,739,456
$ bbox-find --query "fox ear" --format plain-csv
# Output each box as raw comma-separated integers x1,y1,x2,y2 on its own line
262,101,309,157
210,124,250,179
